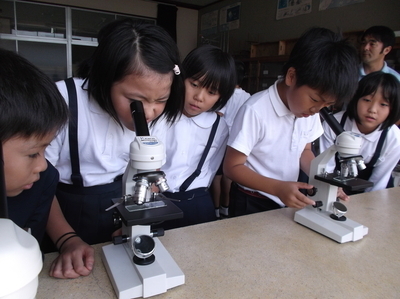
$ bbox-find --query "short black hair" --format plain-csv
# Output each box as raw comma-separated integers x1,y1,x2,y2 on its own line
77,19,184,126
282,27,359,107
182,44,236,111
347,72,400,131
361,26,396,49
0,48,68,142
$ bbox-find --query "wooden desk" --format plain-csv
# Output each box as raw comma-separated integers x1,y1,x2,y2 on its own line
37,187,400,299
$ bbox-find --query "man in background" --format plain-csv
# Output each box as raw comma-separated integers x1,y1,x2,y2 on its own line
359,25,400,81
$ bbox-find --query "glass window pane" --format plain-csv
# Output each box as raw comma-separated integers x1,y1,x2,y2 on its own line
72,44,96,76
15,2,65,38
18,41,67,81
0,0,15,33
71,9,115,41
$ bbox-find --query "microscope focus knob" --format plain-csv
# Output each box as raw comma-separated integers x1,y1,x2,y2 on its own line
312,201,323,208
113,235,128,245
307,187,318,196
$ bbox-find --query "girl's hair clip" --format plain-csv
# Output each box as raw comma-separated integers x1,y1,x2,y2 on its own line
173,64,181,75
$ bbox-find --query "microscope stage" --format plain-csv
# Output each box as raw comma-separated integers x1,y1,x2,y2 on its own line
113,197,183,227
315,173,373,192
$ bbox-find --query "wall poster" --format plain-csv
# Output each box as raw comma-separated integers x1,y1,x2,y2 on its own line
219,2,241,32
276,0,312,20
319,0,365,11
201,10,218,36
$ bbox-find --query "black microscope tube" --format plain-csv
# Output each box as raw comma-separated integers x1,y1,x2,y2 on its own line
130,100,150,136
319,107,344,136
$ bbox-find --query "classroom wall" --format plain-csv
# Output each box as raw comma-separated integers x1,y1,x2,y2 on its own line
31,0,198,59
199,0,400,56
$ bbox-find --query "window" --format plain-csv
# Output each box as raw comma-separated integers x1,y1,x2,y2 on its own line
0,0,154,80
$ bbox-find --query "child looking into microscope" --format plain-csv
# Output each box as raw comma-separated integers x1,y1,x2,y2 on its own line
1,48,94,279
45,19,184,245
224,27,360,217
319,72,400,194
150,44,236,229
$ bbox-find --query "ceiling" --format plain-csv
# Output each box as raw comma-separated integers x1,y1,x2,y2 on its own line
147,0,223,10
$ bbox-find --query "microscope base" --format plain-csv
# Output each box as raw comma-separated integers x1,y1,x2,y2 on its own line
102,238,184,299
294,207,368,243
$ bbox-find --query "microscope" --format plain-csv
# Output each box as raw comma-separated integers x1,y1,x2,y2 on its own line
294,108,373,243
102,101,184,299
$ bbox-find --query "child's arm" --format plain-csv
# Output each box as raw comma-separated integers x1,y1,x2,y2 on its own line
46,197,95,279
299,142,314,176
224,146,316,208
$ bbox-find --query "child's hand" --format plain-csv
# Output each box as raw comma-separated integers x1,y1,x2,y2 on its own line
112,228,122,238
337,187,349,201
49,237,95,279
275,181,316,208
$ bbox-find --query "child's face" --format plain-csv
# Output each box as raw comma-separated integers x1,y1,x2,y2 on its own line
282,67,336,118
3,133,54,197
183,78,220,117
356,86,390,134
111,71,173,130
360,35,391,65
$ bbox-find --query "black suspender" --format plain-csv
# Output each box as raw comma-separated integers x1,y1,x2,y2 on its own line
339,111,347,127
367,127,388,168
179,114,221,192
64,78,84,187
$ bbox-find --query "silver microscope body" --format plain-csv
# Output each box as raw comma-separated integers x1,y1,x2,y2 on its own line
294,108,373,243
102,101,184,299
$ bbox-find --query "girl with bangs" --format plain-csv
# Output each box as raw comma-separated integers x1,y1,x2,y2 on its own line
150,44,236,229
320,71,400,194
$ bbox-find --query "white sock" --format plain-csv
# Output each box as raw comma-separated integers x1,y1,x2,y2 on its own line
215,208,220,218
219,206,229,216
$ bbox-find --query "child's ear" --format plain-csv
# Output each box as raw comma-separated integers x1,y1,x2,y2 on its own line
285,67,297,87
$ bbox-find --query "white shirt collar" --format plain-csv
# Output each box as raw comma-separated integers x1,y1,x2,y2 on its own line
351,120,382,142
271,80,292,117
183,111,218,128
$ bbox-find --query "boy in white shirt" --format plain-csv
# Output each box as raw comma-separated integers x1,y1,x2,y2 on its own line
224,27,359,216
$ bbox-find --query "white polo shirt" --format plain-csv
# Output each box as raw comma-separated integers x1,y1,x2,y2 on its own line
228,81,323,206
219,88,251,130
320,110,400,191
45,78,136,186
150,112,228,192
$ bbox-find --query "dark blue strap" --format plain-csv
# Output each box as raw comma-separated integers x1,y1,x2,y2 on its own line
65,78,84,187
179,114,220,192
339,111,347,127
367,127,388,168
